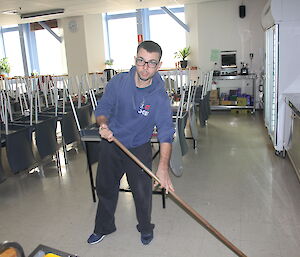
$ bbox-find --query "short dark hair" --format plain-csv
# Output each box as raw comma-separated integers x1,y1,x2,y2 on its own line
137,40,162,61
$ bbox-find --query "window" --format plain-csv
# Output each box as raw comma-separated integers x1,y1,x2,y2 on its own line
2,27,25,76
107,14,137,70
35,28,67,75
1,23,67,76
149,11,186,68
104,6,185,70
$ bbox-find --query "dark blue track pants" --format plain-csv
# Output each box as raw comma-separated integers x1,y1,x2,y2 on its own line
94,140,154,235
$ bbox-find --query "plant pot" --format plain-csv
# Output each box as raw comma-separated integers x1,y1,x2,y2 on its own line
180,60,188,69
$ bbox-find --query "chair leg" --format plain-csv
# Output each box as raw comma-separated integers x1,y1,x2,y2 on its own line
152,188,167,208
84,142,97,203
162,188,166,209
37,165,45,177
62,139,68,164
55,151,62,175
88,162,97,203
152,151,159,160
152,143,160,160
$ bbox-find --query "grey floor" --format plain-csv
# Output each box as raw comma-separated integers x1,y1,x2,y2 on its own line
1,111,300,257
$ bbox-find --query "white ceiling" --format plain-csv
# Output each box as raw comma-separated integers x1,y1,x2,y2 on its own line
0,0,224,25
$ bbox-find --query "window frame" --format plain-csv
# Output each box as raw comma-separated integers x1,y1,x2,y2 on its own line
103,6,185,64
0,25,28,76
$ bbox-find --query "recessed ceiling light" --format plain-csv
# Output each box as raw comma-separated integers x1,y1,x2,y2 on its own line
1,7,21,15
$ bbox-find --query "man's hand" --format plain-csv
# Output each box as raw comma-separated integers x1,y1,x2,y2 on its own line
153,142,174,194
99,124,114,142
154,167,174,194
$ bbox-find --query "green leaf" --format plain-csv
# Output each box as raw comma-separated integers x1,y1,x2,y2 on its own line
105,59,114,66
0,57,11,74
174,46,191,61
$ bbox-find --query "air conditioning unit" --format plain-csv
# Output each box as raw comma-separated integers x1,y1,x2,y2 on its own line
20,9,64,19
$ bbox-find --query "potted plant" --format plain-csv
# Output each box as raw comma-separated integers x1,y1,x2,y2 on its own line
0,57,11,76
174,46,191,68
105,59,114,68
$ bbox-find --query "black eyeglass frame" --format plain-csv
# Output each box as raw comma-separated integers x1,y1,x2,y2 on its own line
135,57,159,68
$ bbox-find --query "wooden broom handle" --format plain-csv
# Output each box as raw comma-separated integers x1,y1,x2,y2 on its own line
113,137,247,257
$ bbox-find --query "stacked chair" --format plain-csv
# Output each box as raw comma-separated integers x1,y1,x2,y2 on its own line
1,77,39,175
196,70,213,127
63,72,110,203
0,72,106,178
162,69,199,177
0,76,66,174
0,68,201,201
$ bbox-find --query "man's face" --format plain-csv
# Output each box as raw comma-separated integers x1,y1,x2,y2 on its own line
135,48,162,82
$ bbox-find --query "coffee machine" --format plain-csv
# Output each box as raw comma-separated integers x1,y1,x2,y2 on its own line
240,62,248,75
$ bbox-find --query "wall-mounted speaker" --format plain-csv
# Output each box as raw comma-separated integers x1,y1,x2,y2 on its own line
239,5,246,18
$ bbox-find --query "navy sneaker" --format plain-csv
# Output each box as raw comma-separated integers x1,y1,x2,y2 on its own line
141,232,153,245
87,233,106,245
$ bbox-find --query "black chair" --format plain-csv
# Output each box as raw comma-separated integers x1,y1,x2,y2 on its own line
34,116,61,172
35,116,59,160
82,138,100,203
206,90,212,117
10,98,21,114
177,114,189,156
76,104,93,129
40,103,85,164
59,111,80,164
203,91,210,121
60,111,80,146
0,146,6,183
5,125,36,174
172,91,189,156
196,86,207,127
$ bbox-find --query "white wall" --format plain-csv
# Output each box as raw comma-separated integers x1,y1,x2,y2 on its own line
83,14,106,72
272,0,300,23
60,14,106,77
185,0,267,74
184,3,200,70
279,22,300,95
60,16,89,76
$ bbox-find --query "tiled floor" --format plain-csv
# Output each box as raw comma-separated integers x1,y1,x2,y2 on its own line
1,111,300,257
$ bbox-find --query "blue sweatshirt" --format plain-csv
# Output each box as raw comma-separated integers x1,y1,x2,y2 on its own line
95,66,175,148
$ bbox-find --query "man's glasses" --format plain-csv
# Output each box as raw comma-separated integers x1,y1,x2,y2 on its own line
136,57,158,68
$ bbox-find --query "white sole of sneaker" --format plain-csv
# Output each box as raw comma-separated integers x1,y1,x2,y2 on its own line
89,235,105,245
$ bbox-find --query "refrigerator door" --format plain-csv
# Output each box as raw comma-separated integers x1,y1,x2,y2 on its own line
264,24,279,146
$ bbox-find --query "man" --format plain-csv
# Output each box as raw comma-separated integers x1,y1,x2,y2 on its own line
88,40,175,246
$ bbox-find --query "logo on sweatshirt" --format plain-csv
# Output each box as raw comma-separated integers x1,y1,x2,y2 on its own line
138,103,151,116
